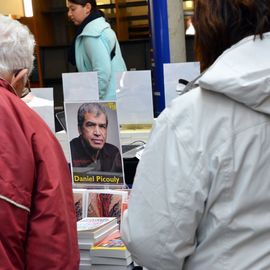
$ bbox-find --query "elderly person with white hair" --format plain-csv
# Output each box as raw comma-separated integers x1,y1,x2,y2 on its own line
0,15,79,269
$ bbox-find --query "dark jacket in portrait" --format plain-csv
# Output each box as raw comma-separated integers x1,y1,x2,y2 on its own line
70,136,122,172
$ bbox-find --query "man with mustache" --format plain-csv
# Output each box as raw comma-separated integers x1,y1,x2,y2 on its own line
70,103,122,173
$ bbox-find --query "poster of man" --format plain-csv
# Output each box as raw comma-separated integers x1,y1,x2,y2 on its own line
65,101,124,187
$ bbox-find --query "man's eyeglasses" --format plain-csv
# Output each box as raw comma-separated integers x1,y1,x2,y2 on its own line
21,78,31,98
14,69,31,98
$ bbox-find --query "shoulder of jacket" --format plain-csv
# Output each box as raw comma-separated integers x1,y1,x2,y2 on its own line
165,87,203,122
103,143,119,155
70,137,81,148
80,17,111,37
160,87,229,151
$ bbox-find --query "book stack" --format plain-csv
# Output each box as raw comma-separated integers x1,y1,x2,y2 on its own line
90,230,134,270
77,217,119,270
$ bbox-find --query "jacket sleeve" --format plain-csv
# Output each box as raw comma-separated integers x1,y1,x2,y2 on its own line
83,36,111,99
0,95,79,269
0,199,29,269
25,130,80,269
121,108,209,270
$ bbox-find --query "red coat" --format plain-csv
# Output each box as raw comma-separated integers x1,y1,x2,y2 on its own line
0,79,80,269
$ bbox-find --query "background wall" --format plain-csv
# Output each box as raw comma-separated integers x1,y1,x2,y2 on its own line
0,0,24,17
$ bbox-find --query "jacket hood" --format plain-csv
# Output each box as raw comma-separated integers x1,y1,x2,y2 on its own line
199,32,270,115
79,17,110,37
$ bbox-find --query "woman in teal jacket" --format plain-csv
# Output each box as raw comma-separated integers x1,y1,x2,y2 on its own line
68,0,127,100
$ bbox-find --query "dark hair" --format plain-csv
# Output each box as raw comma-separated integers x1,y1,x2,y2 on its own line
68,0,106,17
77,103,108,129
193,0,270,71
68,0,97,9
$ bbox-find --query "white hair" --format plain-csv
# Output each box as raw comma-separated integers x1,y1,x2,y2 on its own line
0,15,35,76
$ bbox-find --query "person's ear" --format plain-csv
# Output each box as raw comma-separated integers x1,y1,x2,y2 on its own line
11,69,28,97
85,3,91,14
11,69,28,84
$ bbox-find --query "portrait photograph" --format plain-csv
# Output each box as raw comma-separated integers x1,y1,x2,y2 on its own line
65,101,125,187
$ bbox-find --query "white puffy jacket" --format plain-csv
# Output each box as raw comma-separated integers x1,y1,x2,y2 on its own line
121,33,270,270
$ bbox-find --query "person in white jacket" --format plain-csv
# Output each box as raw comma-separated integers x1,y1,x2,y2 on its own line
121,1,270,269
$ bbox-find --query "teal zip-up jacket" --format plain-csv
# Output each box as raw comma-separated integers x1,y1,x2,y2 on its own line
75,17,126,100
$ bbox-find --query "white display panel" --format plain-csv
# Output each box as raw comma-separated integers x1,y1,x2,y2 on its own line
116,70,154,126
23,87,55,132
62,72,99,102
164,62,200,106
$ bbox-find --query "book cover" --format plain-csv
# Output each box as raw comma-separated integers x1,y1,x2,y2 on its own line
90,230,130,259
73,188,87,221
86,189,128,224
65,101,125,187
